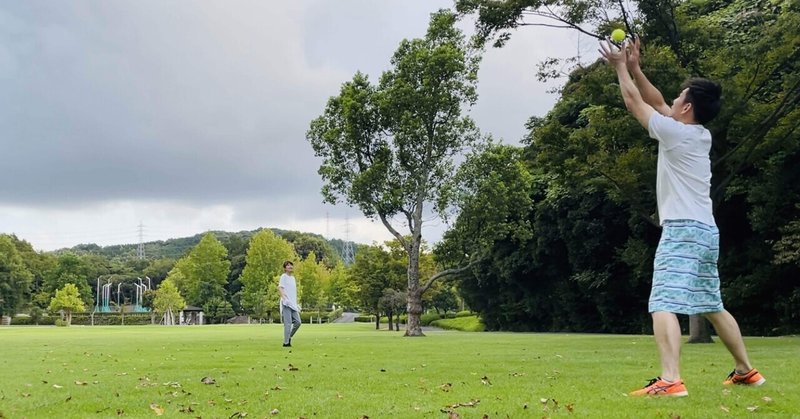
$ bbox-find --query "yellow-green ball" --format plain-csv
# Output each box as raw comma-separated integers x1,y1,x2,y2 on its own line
611,29,626,42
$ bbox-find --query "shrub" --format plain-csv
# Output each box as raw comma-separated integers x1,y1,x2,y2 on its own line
354,315,375,323
54,318,68,327
430,316,485,332
455,310,473,318
420,313,441,326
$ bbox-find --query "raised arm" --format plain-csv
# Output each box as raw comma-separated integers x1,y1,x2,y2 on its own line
626,36,671,116
599,40,654,129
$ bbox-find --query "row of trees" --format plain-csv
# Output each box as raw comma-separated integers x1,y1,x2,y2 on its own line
307,2,798,337
1,230,459,326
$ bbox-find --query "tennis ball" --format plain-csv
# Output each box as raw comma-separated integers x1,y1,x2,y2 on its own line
611,29,626,42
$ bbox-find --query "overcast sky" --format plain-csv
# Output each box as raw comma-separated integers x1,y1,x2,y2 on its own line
0,1,594,251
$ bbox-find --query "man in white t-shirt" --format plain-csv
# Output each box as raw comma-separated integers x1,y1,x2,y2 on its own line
278,261,301,347
600,36,764,397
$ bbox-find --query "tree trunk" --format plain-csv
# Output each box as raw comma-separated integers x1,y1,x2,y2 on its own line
375,312,380,330
405,235,425,336
687,314,714,343
387,311,394,331
66,311,72,326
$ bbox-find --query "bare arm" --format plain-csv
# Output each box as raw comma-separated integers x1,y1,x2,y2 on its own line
600,40,654,129
627,36,671,116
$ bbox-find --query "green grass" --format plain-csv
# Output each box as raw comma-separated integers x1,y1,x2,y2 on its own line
430,315,485,332
0,324,797,418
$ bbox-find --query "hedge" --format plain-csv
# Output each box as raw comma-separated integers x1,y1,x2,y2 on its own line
430,315,485,332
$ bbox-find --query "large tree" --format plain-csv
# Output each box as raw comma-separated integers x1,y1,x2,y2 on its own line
307,10,482,336
154,279,186,326
238,229,297,322
48,283,85,326
0,235,34,319
166,233,231,308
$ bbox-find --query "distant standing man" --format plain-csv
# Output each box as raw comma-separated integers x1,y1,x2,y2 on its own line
278,261,301,347
599,36,765,397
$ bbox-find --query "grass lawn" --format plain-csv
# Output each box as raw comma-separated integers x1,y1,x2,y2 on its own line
0,324,797,418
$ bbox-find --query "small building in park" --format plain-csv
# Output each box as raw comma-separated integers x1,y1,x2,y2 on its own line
180,306,204,325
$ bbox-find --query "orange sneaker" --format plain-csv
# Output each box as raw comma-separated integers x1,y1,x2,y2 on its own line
630,377,688,397
723,368,765,386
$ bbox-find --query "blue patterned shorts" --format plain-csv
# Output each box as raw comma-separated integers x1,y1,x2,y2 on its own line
649,219,724,315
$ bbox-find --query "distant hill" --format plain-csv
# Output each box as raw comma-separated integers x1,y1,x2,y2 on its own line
60,228,358,264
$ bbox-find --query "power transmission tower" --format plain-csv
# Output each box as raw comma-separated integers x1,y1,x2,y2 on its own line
137,222,146,260
342,214,355,265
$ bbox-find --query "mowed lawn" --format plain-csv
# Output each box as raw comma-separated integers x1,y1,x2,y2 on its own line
0,324,797,418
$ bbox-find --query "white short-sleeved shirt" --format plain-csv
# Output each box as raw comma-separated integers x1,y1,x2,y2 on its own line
279,273,300,312
648,113,716,227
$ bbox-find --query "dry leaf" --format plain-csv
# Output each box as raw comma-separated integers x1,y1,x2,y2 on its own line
482,415,489,419
271,386,283,391
116,408,124,416
149,403,164,416
762,396,773,403
287,364,299,372
229,412,247,418
565,403,574,413
270,408,280,415
75,381,88,386
448,412,460,419
179,405,194,413
480,376,492,386
200,377,216,385
746,406,759,412
336,392,343,399
720,405,730,413
65,395,72,402
52,384,63,389
440,383,453,392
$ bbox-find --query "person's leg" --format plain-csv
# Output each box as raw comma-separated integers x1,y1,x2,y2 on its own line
290,309,301,339
281,306,292,345
652,311,682,382
703,310,752,373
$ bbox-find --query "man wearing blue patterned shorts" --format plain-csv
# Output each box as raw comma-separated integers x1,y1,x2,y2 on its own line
600,36,765,397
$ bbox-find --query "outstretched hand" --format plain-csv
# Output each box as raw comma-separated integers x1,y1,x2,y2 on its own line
598,39,628,68
627,35,642,70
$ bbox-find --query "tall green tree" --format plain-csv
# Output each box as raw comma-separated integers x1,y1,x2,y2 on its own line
165,233,230,308
326,261,358,309
44,253,93,306
154,279,186,326
238,229,297,321
48,283,85,326
307,10,483,336
0,235,34,318
295,251,327,312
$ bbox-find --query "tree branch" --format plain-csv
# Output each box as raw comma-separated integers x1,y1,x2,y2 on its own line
420,262,476,294
378,213,408,251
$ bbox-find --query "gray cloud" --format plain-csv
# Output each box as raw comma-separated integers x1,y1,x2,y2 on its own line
0,1,585,250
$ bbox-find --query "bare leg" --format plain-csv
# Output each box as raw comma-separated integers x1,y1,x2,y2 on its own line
703,310,752,373
652,311,682,381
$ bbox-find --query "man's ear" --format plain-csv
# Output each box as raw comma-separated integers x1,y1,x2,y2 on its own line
681,102,693,116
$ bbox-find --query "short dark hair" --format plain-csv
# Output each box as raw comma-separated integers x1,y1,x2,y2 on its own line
283,261,293,268
681,78,722,124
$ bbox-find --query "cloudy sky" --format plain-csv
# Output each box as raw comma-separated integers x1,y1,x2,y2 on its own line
0,1,593,251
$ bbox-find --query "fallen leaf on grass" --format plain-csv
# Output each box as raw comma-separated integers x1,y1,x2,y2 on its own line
565,403,574,413
448,412,461,419
75,381,88,386
336,392,343,399
270,386,283,391
747,406,759,412
439,383,453,392
287,364,299,372
178,405,194,413
65,395,72,402
52,384,63,389
482,415,489,419
269,408,279,415
447,399,480,409
200,377,216,385
509,372,525,377
720,405,730,413
229,412,247,418
762,396,773,403
116,408,124,416
480,376,491,386
149,403,164,416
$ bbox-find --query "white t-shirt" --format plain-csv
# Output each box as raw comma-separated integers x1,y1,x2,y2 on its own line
648,113,716,226
278,273,300,312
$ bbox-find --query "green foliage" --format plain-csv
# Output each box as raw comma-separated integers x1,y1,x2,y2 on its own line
295,251,328,310
307,10,485,334
153,280,186,314
238,230,297,320
48,283,86,325
455,310,473,318
165,233,230,308
44,253,93,306
430,315,485,332
203,297,234,324
0,235,34,318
